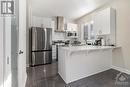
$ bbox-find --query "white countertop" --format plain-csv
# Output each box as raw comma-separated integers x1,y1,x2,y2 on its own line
59,45,117,52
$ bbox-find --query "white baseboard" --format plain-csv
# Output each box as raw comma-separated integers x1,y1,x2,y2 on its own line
23,73,27,87
112,66,130,75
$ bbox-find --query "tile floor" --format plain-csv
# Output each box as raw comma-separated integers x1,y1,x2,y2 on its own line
25,62,130,87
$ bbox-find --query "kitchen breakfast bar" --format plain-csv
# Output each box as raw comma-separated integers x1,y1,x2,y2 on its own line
58,45,114,84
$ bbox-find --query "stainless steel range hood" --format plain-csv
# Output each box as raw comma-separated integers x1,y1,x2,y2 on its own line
55,16,65,32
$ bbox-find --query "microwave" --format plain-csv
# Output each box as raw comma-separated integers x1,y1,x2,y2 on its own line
66,31,78,38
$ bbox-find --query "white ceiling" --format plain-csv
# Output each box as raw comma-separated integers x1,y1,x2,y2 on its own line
30,0,110,21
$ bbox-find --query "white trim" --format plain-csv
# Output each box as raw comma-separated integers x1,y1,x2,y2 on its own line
112,66,130,75
23,74,27,87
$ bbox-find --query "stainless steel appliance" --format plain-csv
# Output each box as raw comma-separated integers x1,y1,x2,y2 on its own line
52,40,66,61
66,31,78,38
31,27,52,66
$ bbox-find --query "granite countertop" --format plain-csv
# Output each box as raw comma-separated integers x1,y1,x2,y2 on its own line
59,45,117,52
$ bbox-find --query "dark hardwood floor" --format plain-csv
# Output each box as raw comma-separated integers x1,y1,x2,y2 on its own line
26,62,130,87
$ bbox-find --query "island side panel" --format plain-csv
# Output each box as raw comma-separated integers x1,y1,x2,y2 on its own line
58,47,68,82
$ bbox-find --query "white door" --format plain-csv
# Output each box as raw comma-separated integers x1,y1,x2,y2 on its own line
0,0,27,87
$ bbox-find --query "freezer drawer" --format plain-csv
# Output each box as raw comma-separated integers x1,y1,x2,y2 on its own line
32,51,52,66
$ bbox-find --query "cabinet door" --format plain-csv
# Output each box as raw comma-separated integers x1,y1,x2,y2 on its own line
42,18,52,28
101,8,110,35
32,16,43,27
93,11,103,35
67,23,77,31
93,8,111,35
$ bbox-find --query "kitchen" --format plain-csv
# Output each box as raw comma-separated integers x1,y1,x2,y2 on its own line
26,0,130,87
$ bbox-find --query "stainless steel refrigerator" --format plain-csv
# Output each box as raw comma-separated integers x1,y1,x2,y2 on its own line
31,27,52,66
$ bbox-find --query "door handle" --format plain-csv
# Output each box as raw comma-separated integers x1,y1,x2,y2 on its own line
19,50,24,54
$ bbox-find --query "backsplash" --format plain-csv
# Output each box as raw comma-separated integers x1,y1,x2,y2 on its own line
52,32,66,40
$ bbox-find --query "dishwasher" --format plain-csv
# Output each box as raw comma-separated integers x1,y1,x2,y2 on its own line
52,41,65,62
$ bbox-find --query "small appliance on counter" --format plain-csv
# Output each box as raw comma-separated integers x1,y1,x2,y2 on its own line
95,37,105,46
66,31,78,38
87,39,103,46
94,39,102,46
86,40,95,45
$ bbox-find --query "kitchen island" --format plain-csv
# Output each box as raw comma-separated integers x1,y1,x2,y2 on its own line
58,45,114,84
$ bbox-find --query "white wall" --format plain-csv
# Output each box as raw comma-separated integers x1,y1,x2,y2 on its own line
75,0,130,71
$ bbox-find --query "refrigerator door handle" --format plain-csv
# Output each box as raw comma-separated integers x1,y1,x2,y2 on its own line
32,28,37,51
44,28,47,50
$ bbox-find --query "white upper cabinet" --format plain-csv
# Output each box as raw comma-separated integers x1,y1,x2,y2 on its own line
32,16,52,28
93,8,116,35
66,23,78,31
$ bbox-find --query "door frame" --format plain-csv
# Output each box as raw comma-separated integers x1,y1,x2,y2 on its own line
18,0,27,87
